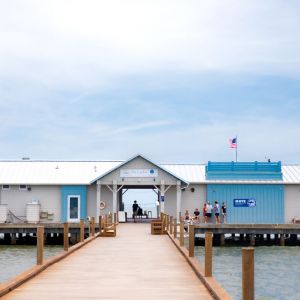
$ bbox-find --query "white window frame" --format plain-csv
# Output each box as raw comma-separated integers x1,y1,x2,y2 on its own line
2,185,10,191
67,195,81,222
19,185,28,191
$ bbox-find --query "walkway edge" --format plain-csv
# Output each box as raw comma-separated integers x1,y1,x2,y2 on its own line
167,232,232,300
0,233,100,298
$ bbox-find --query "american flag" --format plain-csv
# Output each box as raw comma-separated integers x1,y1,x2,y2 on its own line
229,137,237,148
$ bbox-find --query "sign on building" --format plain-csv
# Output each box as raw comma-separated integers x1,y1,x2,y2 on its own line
120,169,158,178
233,198,256,207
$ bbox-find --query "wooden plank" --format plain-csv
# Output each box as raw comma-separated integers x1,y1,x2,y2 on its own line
2,224,213,300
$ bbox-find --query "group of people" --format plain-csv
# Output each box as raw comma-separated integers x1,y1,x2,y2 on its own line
185,201,227,224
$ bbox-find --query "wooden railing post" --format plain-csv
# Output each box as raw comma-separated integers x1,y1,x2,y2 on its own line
114,212,117,224
37,226,44,265
188,224,194,257
80,219,84,242
242,247,254,300
170,216,173,234
205,232,213,277
91,217,95,237
64,222,69,251
180,220,184,246
166,215,170,232
173,218,177,239
99,215,102,233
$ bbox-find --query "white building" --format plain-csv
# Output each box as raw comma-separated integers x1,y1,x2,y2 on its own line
0,154,299,224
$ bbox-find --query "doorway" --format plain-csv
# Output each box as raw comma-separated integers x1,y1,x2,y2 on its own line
67,195,80,222
121,188,159,219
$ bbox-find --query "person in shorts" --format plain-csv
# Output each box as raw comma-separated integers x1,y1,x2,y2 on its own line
214,201,220,224
221,202,227,223
206,201,213,222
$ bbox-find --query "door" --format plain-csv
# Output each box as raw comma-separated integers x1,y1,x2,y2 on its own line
68,195,80,222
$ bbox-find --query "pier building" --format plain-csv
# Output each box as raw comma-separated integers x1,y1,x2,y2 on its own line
0,154,299,224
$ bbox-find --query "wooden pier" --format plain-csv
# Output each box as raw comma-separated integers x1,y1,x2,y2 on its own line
0,224,217,300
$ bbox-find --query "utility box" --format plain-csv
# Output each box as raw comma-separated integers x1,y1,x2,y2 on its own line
26,201,40,223
0,204,8,223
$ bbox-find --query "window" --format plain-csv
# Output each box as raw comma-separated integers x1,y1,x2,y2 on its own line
2,185,10,191
19,185,27,191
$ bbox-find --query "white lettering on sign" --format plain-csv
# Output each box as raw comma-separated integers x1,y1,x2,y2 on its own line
120,169,158,178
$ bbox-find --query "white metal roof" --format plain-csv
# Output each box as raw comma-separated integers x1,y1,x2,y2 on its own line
0,161,299,185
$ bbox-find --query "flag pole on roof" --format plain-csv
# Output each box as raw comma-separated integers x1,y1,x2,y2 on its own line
229,136,238,162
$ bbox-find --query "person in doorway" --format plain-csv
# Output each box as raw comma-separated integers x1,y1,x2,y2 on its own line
214,201,220,224
132,200,139,223
203,203,207,223
221,202,227,223
206,201,213,223
193,208,200,223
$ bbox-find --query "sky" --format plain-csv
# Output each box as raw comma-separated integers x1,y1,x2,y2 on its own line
0,0,300,164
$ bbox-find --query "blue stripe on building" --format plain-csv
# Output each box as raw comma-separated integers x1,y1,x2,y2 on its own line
61,186,87,222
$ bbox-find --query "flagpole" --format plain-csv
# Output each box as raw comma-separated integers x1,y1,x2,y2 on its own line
236,135,238,162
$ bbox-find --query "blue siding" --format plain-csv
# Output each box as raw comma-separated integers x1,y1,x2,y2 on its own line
206,161,282,180
207,184,284,224
61,186,87,222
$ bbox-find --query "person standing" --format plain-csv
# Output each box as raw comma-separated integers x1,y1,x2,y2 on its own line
206,201,213,223
132,200,139,223
221,202,227,223
214,201,220,224
203,203,207,223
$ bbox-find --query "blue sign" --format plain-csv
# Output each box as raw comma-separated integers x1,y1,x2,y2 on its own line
160,196,165,202
233,198,256,207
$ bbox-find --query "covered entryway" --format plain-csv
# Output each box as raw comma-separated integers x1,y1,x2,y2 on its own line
90,155,188,222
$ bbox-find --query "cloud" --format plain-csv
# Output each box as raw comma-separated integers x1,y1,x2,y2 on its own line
0,0,300,91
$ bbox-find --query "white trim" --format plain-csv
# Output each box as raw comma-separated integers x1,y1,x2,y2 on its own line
19,185,27,191
67,195,81,222
2,185,10,191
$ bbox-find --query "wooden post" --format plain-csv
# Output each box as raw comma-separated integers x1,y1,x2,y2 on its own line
250,235,255,247
188,224,195,257
205,232,213,277
64,222,69,251
180,220,184,246
220,234,225,246
166,215,170,232
98,215,102,233
114,212,117,224
37,226,44,265
173,218,177,239
242,247,254,300
80,219,84,242
91,217,95,237
170,216,173,234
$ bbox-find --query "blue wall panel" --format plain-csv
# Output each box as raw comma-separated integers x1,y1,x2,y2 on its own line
207,184,284,224
61,186,87,222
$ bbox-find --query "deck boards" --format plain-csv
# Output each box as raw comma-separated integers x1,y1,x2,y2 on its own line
2,224,213,300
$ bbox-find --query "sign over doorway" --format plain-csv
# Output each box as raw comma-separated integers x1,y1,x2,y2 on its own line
120,169,158,178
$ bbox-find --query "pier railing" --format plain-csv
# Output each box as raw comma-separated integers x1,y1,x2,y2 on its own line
158,213,259,300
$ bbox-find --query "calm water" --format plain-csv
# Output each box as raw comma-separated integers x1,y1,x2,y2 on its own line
0,245,63,283
195,246,300,300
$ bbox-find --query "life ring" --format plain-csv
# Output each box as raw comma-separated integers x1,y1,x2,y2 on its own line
100,201,106,210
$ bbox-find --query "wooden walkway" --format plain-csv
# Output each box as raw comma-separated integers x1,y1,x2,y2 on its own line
2,224,213,300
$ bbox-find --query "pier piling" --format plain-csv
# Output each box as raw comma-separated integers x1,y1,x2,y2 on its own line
63,222,69,251
205,232,213,277
188,224,195,257
180,220,184,246
242,247,254,300
80,219,84,242
37,226,44,265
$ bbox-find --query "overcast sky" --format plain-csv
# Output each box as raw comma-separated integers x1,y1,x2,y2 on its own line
0,0,300,164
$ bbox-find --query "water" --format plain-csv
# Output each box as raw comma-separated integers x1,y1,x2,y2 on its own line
195,246,300,300
0,245,63,283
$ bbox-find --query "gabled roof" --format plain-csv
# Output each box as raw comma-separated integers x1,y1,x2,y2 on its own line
0,158,299,185
91,154,189,185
